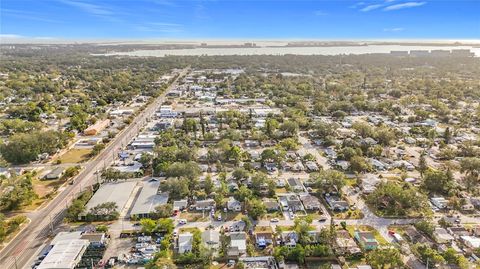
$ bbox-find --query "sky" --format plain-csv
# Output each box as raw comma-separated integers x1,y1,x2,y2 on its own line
1,0,479,41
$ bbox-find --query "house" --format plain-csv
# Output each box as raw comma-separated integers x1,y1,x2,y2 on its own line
173,199,188,212
431,197,448,210
433,228,454,244
447,227,469,239
158,105,177,118
202,230,220,249
461,201,475,212
281,231,298,247
325,194,349,211
44,167,65,180
336,230,361,255
287,178,305,192
84,119,110,135
403,226,434,247
255,229,274,248
190,199,216,211
245,140,260,148
178,233,193,253
299,194,322,211
461,236,480,249
278,194,304,212
263,198,280,212
305,161,319,172
227,197,242,212
354,231,379,250
360,174,382,194
228,232,247,257
239,256,279,269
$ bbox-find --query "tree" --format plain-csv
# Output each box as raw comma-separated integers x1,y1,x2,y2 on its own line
350,155,371,173
279,121,299,137
204,175,214,195
265,118,279,137
140,218,157,234
367,248,403,269
413,243,445,266
232,168,250,181
422,169,454,195
460,157,480,183
235,185,253,202
444,127,452,144
160,177,189,200
367,182,430,217
154,204,173,218
418,151,428,177
312,169,346,192
164,162,201,180
88,202,119,221
246,199,266,220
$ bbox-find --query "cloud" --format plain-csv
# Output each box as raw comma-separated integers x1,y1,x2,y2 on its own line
2,8,62,23
0,34,25,39
349,2,365,8
383,27,405,32
360,4,383,12
384,1,426,11
314,10,328,16
59,0,113,15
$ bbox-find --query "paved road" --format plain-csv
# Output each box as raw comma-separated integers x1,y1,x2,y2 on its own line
0,68,189,269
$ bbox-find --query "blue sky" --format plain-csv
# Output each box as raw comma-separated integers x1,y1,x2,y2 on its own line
1,0,479,40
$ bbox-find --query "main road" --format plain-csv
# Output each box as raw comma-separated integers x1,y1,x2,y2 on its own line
0,67,189,269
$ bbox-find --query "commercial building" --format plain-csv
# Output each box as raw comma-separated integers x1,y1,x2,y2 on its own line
37,239,89,269
82,181,137,219
84,119,110,136
130,178,169,219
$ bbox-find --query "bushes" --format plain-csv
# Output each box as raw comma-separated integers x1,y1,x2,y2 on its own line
0,214,27,243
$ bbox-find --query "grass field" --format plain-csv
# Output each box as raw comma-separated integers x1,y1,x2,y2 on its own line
57,148,92,163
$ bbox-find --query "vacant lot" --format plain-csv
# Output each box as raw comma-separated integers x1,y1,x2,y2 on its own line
58,148,92,163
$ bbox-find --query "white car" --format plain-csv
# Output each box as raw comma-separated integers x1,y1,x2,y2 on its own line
178,219,187,225
270,218,279,222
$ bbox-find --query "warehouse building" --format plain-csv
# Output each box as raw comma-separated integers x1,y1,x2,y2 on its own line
81,180,137,220
37,239,89,269
130,178,169,219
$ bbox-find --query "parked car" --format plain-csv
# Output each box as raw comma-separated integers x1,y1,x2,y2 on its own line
270,218,279,222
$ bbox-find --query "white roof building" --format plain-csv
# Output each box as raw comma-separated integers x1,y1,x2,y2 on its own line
130,178,169,218
178,233,193,254
38,239,89,269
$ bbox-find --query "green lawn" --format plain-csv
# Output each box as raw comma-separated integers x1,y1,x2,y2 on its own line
57,148,92,163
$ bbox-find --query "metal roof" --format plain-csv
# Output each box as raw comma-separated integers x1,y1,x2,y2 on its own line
38,239,89,269
130,179,169,216
85,180,137,213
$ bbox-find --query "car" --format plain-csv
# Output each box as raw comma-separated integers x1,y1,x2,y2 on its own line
270,218,279,222
172,231,178,237
224,226,229,232
455,219,461,223
217,215,222,221
388,230,395,235
178,219,187,225
229,225,234,231
318,217,327,222
227,260,236,267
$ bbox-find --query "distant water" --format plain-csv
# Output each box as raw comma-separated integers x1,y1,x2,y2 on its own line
101,45,480,57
